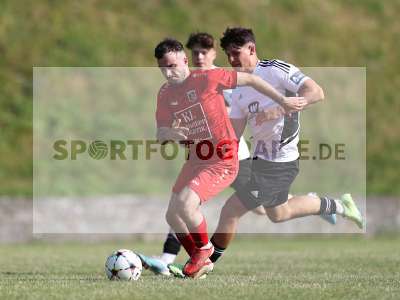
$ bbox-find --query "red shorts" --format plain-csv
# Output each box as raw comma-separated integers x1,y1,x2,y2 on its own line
172,158,239,203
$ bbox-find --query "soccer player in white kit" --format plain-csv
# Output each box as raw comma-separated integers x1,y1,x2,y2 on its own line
208,27,364,259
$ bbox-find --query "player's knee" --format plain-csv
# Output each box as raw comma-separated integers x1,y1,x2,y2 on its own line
266,209,291,223
267,213,283,223
177,203,193,220
252,205,267,216
175,191,199,218
268,215,285,223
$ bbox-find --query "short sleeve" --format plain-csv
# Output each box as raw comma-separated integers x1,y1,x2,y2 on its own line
270,60,309,93
212,68,237,90
229,90,246,119
155,88,173,128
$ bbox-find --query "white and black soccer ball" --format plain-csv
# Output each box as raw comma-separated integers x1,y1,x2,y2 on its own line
105,249,142,281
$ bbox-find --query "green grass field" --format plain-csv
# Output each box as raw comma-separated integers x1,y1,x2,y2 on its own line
0,236,399,300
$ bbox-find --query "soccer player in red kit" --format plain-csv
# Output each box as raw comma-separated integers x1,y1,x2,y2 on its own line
154,38,306,278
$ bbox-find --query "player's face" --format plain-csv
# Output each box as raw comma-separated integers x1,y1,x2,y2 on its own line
225,42,255,72
190,46,216,70
158,51,190,84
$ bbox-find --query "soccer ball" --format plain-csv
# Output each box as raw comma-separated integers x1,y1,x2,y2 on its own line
105,249,143,281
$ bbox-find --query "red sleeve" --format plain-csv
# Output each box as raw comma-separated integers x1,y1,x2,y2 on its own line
212,68,237,90
156,87,173,128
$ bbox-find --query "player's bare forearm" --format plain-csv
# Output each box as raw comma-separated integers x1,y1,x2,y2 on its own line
237,72,307,113
237,72,285,104
298,79,325,107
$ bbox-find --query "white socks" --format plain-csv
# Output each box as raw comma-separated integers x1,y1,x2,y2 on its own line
160,253,177,265
334,199,345,215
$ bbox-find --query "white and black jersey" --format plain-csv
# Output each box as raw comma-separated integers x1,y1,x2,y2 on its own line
223,89,251,161
230,59,309,162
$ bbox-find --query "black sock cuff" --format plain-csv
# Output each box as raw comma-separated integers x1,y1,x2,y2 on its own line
319,196,336,215
210,237,226,251
163,233,181,255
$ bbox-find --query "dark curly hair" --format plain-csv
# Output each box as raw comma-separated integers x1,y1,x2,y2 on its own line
154,38,184,59
220,27,255,50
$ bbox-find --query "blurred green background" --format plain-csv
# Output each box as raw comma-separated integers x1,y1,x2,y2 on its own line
0,0,398,197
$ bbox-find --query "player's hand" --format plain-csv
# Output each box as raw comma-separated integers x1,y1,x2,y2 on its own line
166,119,189,141
255,106,285,125
280,96,307,114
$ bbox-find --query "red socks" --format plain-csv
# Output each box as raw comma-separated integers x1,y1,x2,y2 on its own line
189,217,209,248
175,232,196,256
174,217,210,256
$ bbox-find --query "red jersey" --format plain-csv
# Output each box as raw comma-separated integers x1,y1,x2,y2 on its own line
156,68,238,163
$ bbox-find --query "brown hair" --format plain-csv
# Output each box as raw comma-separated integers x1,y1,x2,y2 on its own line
186,32,214,50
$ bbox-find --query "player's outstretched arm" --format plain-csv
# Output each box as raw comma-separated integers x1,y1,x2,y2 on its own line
298,78,325,106
236,72,307,113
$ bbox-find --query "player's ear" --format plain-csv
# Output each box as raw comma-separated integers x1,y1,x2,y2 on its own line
184,55,188,65
249,43,256,55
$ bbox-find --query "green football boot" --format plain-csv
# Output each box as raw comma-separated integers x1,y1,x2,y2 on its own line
168,263,209,279
167,263,186,278
340,194,364,229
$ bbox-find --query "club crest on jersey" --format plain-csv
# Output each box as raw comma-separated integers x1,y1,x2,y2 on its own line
290,71,305,84
186,89,198,102
248,101,260,114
